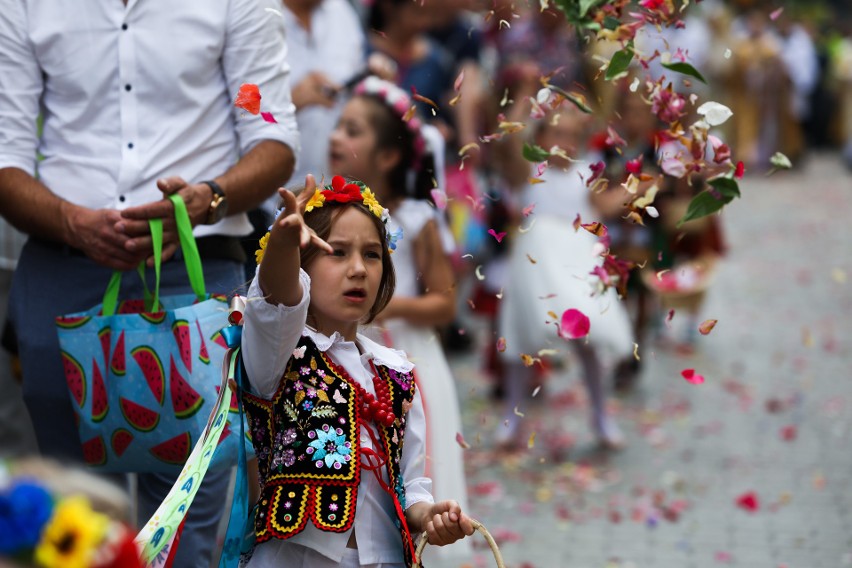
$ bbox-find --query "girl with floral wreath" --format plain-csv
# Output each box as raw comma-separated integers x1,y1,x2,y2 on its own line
242,174,473,568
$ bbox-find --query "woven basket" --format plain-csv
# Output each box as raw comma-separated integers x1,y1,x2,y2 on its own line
412,518,505,568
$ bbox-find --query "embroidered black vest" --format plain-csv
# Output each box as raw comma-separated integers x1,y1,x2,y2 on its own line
242,336,420,565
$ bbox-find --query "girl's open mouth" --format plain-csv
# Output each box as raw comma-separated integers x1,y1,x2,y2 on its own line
343,289,367,302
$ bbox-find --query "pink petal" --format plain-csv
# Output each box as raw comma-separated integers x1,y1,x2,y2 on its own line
453,69,465,92
455,431,471,449
735,491,759,512
430,189,448,210
734,161,745,179
780,425,797,441
770,7,783,20
699,319,718,335
681,368,705,384
559,308,590,339
260,111,277,124
488,229,507,243
496,337,507,352
661,157,687,178
522,203,536,217
536,161,548,177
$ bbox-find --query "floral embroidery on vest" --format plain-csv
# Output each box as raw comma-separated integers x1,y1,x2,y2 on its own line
242,336,419,565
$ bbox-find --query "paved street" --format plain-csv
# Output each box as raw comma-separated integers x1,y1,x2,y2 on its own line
434,152,852,568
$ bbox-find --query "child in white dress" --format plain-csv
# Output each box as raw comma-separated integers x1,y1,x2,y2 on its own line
327,77,471,562
494,99,635,450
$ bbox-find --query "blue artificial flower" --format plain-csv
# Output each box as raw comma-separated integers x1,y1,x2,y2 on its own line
308,426,351,468
388,227,403,252
0,480,54,554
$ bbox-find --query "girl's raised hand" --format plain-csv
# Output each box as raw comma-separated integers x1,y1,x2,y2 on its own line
270,174,333,254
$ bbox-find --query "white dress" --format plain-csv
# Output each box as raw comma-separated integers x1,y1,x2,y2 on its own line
498,165,634,364
365,199,472,562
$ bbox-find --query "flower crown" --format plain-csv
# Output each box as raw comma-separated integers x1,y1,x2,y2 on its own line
255,175,402,264
353,76,427,171
0,464,142,568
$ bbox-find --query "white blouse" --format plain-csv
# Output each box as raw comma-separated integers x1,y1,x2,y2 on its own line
241,269,433,566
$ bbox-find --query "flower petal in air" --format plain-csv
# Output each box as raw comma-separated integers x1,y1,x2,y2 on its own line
696,101,733,126
430,189,448,210
234,83,262,115
698,319,718,335
661,157,687,178
735,491,759,513
260,111,277,124
680,368,705,384
559,309,590,340
488,229,507,243
455,432,471,449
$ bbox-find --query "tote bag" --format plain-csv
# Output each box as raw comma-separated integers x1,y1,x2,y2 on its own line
56,194,251,472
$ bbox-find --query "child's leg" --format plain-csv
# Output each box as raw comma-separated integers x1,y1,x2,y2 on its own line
494,361,534,446
570,342,625,449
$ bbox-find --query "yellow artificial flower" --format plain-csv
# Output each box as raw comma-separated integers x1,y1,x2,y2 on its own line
361,188,384,219
255,231,270,265
34,496,108,568
305,189,325,212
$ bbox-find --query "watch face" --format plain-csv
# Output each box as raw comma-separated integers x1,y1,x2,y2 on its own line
208,196,228,224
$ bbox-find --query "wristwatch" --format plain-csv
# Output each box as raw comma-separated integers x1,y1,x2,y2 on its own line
202,180,228,225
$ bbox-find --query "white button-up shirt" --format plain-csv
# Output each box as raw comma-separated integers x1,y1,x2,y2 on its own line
241,270,433,566
0,0,300,238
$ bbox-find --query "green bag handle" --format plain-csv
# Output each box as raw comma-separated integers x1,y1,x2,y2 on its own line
102,194,207,316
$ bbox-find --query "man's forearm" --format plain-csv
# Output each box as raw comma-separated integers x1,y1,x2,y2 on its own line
0,167,70,242
213,140,296,214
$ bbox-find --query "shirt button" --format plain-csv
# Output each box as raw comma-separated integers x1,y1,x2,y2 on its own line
121,23,128,30
125,84,132,92
119,195,126,203
127,142,134,149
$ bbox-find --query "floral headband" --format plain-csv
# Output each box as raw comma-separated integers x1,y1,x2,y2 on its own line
352,76,427,171
0,467,142,568
255,176,402,264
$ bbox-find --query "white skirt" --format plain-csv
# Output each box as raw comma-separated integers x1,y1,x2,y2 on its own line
498,216,634,364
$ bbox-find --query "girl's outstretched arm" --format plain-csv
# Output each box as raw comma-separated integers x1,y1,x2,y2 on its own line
258,174,332,305
405,500,475,546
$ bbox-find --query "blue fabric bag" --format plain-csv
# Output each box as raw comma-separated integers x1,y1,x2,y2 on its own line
55,195,251,472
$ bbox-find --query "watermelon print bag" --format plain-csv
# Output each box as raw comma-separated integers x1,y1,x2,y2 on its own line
56,194,251,473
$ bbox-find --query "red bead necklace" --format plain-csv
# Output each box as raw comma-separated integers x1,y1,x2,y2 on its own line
351,364,396,428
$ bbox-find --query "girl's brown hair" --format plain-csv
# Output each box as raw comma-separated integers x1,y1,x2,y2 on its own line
300,200,396,324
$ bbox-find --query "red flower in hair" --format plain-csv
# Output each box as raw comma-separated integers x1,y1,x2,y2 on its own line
321,176,364,203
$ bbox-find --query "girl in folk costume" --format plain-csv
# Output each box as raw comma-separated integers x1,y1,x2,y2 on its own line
241,174,473,568
328,75,471,561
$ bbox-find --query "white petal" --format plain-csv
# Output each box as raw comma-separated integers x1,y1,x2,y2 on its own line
696,101,733,126
536,88,553,105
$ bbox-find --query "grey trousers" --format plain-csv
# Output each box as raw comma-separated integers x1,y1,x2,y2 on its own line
9,238,245,568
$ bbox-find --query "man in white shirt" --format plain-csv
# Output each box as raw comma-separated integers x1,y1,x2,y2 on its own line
0,1,299,566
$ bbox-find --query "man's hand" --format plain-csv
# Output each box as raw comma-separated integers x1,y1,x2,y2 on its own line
62,202,147,271
291,72,339,110
406,500,475,547
117,176,212,266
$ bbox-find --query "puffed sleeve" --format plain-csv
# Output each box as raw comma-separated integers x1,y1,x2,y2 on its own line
400,386,434,509
241,268,311,398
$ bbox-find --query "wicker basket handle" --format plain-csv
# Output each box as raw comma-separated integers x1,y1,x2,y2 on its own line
412,518,506,568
